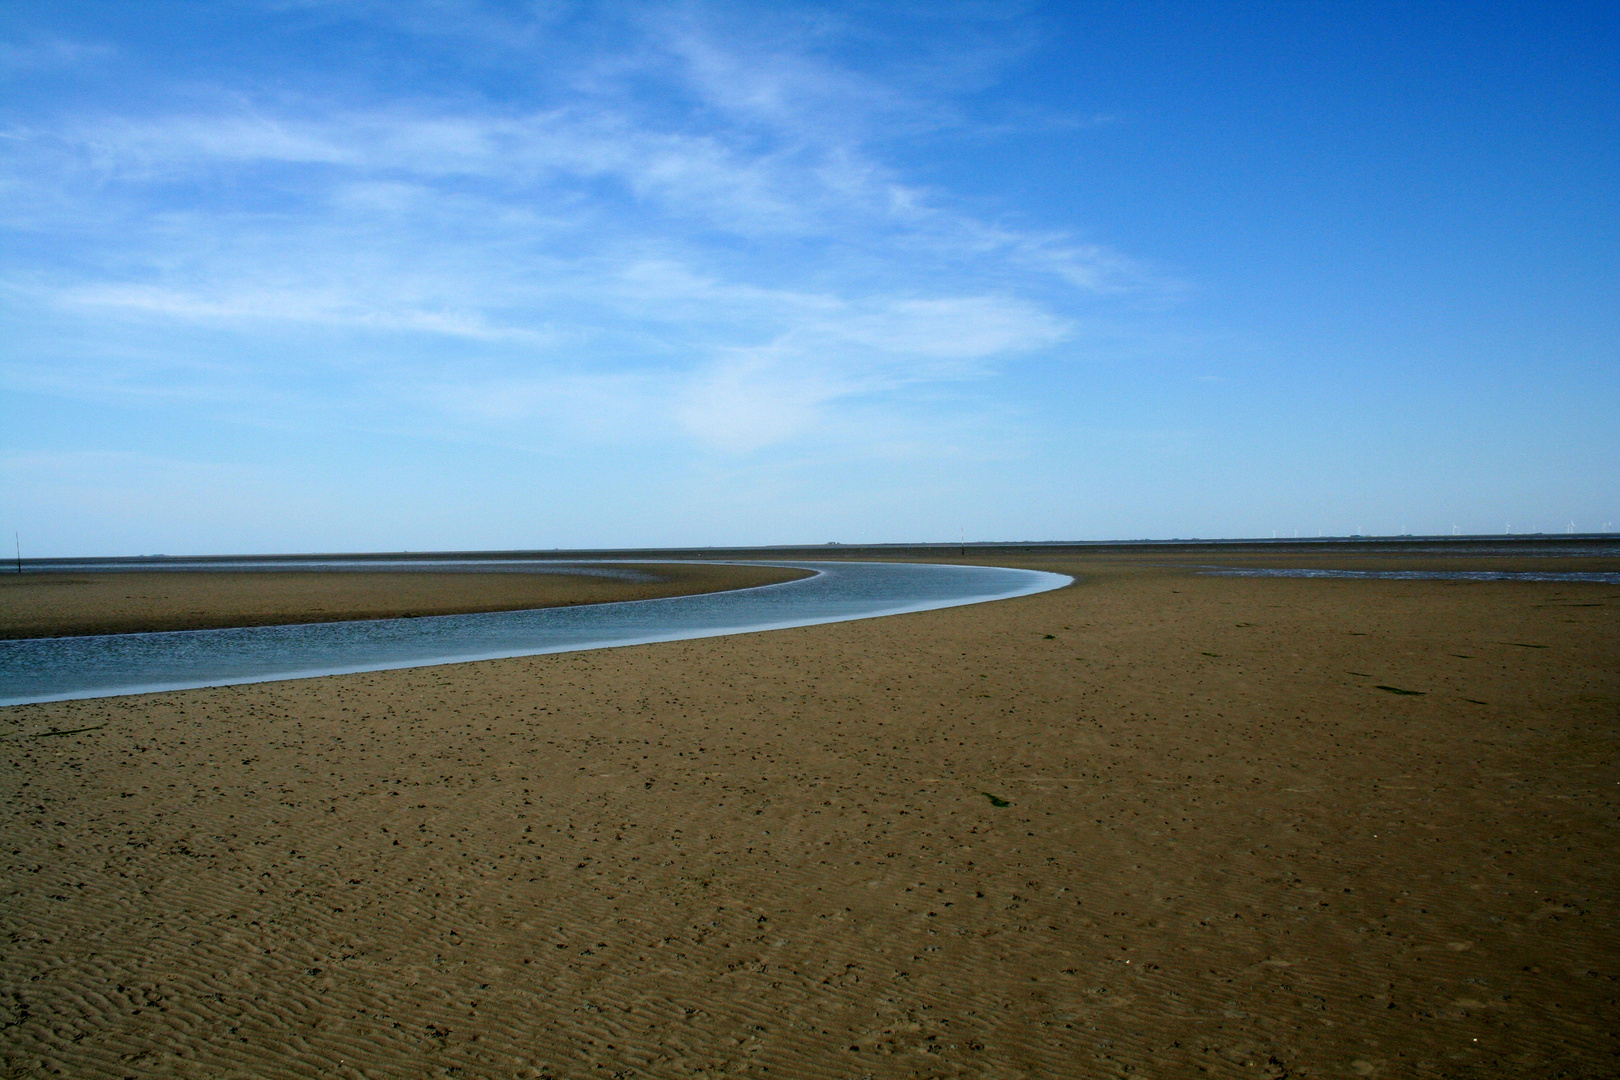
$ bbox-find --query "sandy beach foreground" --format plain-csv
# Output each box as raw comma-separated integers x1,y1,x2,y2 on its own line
2,549,1617,1078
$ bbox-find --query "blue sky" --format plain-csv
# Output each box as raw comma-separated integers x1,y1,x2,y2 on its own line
3,1,1615,555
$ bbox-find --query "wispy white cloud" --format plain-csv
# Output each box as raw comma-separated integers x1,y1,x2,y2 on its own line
1,1,1147,456
671,294,1069,451
56,282,559,343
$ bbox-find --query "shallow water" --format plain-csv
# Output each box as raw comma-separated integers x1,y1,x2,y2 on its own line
1199,567,1620,584
0,561,1069,706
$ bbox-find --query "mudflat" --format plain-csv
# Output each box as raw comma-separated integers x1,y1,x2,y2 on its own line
0,563,812,639
2,551,1617,1079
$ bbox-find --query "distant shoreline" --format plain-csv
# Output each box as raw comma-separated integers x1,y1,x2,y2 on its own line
13,532,1618,571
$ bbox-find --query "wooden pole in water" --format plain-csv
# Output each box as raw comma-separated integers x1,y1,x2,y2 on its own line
14,532,20,574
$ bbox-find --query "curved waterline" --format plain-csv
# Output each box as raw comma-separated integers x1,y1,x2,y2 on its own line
0,561,1071,706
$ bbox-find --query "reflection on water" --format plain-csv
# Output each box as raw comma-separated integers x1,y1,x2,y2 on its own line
1200,567,1620,584
0,561,1069,706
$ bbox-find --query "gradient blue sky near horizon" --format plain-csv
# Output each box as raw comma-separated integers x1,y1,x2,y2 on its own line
3,1,1615,557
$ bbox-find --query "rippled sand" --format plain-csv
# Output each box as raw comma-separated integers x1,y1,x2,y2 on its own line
3,553,1616,1078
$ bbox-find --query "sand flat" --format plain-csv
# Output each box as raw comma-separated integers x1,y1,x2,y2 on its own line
2,553,1617,1078
0,562,811,639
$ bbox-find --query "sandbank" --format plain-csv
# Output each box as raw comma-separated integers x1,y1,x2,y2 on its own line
0,562,812,639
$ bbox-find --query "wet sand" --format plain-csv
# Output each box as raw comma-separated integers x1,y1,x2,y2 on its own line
2,551,1617,1078
0,563,811,639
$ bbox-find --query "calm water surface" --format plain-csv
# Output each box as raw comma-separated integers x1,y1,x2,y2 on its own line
1,561,1069,706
